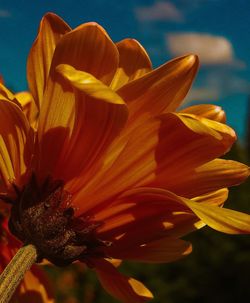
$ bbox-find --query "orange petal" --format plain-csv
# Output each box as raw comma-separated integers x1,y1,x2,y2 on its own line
182,198,250,234
158,159,249,198
27,13,71,110
74,112,236,213
15,92,39,128
13,265,54,303
109,237,192,263
180,104,226,123
49,22,118,85
93,259,153,303
36,63,128,185
111,39,152,90
0,100,33,193
117,54,198,120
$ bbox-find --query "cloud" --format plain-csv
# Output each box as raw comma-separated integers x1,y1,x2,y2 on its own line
166,32,245,68
0,9,11,18
135,1,184,22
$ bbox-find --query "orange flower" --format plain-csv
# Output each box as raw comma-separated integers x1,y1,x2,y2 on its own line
0,12,249,302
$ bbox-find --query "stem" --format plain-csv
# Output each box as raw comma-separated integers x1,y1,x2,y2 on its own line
0,244,38,303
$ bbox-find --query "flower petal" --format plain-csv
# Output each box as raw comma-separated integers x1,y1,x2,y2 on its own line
158,159,249,198
27,13,71,109
74,112,236,213
117,54,198,120
49,21,118,85
180,104,226,123
181,198,250,234
0,99,33,193
109,237,192,264
13,266,54,303
15,91,39,128
36,64,128,184
111,39,152,90
93,259,153,303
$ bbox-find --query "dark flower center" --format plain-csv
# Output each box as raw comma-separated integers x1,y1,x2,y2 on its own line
8,175,108,266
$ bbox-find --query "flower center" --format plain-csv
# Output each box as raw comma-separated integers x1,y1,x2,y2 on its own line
8,175,107,266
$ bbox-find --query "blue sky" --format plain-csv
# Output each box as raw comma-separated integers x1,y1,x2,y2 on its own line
0,0,250,141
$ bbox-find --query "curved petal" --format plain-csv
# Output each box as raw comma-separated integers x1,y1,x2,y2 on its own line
111,39,152,90
109,237,192,264
73,112,236,214
181,198,250,234
117,54,199,121
27,13,71,109
13,266,55,303
93,259,153,303
36,64,128,185
155,159,249,198
15,92,39,128
49,22,118,85
180,104,226,123
0,99,33,194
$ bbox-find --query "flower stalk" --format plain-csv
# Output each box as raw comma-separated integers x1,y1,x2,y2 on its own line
0,244,38,303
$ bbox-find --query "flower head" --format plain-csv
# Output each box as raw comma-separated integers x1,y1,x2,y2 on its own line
0,12,249,302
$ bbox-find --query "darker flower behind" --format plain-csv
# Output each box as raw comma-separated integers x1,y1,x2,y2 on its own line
0,13,249,303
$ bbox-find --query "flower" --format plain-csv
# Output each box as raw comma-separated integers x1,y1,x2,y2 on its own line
0,12,249,303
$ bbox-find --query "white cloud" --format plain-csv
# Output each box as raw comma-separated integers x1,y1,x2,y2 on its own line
135,1,184,22
0,9,11,18
166,32,245,68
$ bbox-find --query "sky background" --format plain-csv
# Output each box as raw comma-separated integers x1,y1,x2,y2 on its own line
0,0,250,141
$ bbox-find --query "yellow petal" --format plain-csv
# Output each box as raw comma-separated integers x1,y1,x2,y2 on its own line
192,188,229,206
111,38,152,90
50,22,118,85
110,237,192,263
182,198,250,234
117,54,199,120
27,13,71,110
15,92,39,128
180,104,226,123
94,259,153,303
13,266,54,303
36,64,128,185
0,99,33,193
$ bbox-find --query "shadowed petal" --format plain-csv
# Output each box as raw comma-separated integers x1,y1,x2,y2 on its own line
111,39,152,90
109,237,192,263
155,159,249,198
13,266,54,303
27,13,71,109
36,64,128,184
73,112,236,214
49,21,119,85
180,104,226,123
93,259,153,303
117,54,199,121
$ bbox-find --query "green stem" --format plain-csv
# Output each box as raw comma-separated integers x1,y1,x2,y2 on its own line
0,244,38,303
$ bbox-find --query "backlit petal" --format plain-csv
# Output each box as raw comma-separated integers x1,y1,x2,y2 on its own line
27,13,71,109
182,198,250,234
0,99,33,193
93,259,153,303
111,39,152,90
49,22,118,85
36,64,128,184
117,54,198,120
180,104,226,123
